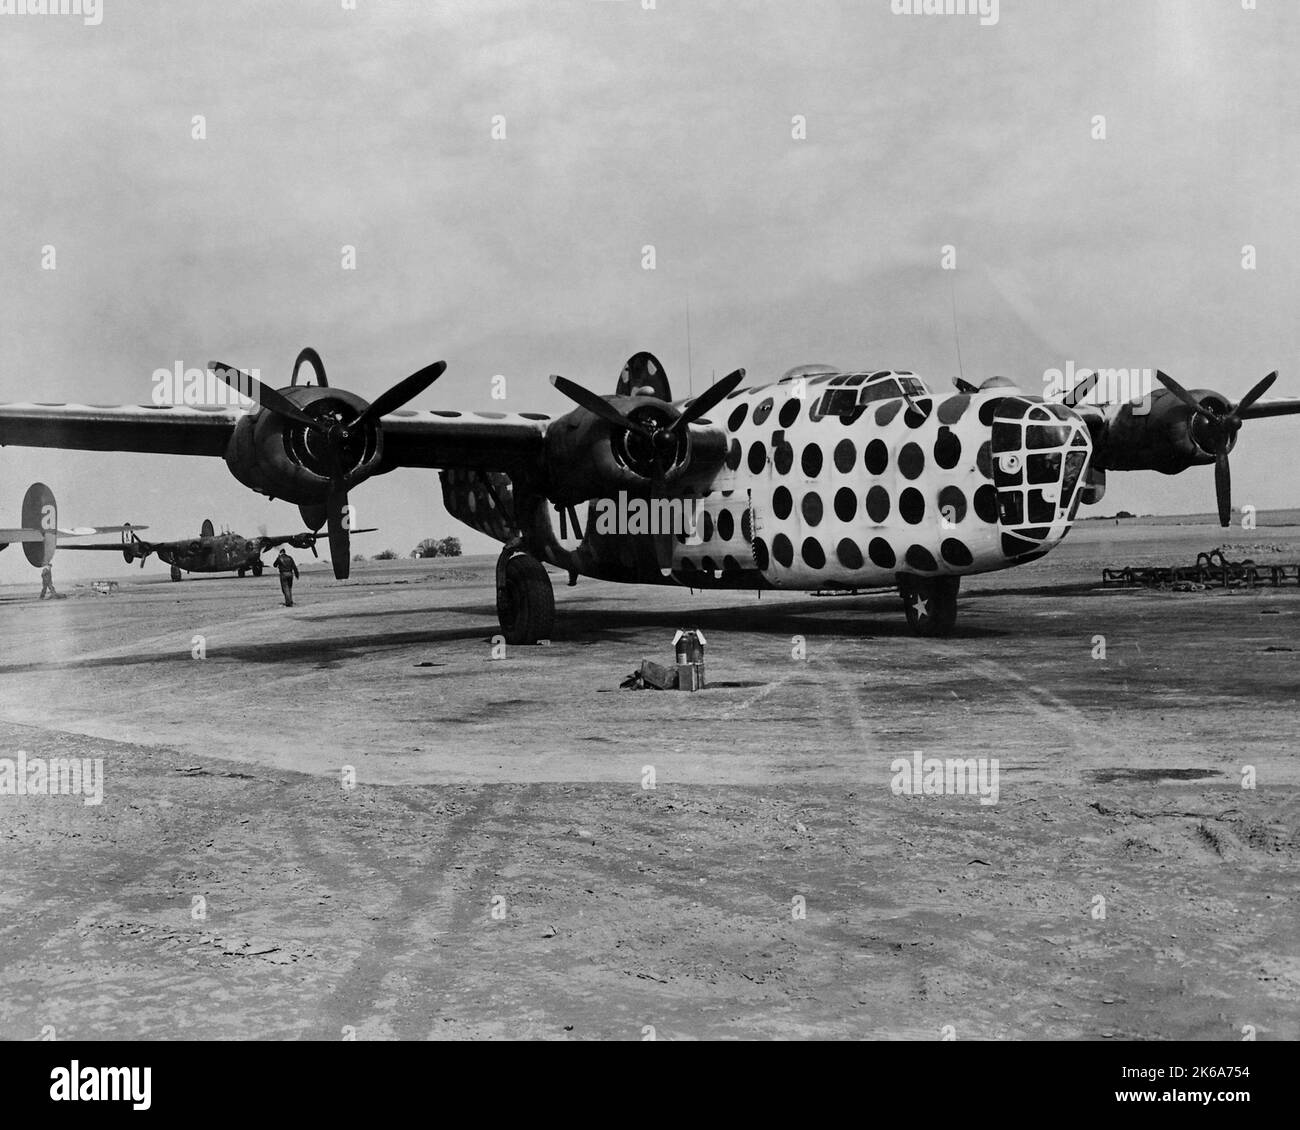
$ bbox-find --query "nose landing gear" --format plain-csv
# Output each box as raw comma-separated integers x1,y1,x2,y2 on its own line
898,574,960,637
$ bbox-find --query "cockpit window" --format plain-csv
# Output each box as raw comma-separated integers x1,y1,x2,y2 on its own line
812,371,928,419
856,379,902,406
816,387,862,416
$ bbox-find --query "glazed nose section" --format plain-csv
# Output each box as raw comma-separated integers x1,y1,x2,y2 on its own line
989,397,1092,559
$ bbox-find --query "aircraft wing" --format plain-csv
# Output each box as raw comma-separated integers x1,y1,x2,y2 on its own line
257,528,380,551
0,402,550,470
0,403,240,455
375,411,550,470
0,526,147,544
60,537,183,556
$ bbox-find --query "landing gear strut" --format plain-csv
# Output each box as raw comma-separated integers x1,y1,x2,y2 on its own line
496,546,555,645
170,565,183,582
899,574,959,637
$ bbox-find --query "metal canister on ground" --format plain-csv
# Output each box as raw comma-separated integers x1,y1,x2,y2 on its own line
672,629,707,691
676,662,705,691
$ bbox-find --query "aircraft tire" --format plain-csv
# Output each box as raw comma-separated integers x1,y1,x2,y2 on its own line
900,575,959,637
252,561,263,577
497,554,555,645
170,565,183,582
238,568,246,578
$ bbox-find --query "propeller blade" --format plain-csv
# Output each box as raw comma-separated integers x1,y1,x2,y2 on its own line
326,486,351,580
1233,370,1277,417
210,362,327,432
550,374,654,438
1215,452,1232,528
668,369,745,436
355,361,447,425
1155,370,1220,420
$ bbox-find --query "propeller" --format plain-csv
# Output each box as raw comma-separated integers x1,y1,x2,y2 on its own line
550,374,655,439
1154,370,1278,527
211,356,446,579
550,368,745,483
354,362,447,424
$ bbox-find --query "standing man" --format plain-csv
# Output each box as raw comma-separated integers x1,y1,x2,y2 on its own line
274,548,299,607
39,562,57,600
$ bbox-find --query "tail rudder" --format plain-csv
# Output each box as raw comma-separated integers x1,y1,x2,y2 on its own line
21,482,57,567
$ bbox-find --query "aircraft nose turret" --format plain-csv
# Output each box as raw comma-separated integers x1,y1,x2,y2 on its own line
987,397,1092,560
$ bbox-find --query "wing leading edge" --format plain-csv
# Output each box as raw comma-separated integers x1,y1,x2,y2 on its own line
0,402,551,472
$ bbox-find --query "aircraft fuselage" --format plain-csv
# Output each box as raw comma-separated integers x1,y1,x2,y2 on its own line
445,372,1094,591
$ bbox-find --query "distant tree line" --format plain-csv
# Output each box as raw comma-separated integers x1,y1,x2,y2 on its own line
411,536,462,559
351,538,463,563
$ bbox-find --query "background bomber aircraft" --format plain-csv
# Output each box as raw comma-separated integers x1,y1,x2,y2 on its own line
0,346,1297,638
60,517,378,581
0,481,142,570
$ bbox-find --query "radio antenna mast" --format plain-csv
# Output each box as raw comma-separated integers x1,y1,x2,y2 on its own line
949,274,965,384
686,295,694,396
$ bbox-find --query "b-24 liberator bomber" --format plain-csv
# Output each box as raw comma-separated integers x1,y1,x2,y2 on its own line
0,344,1296,637
61,517,377,581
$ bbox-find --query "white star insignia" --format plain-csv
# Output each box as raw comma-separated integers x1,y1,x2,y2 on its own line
911,595,927,619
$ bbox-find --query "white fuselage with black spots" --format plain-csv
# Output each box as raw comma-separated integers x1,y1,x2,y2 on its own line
683,370,1092,589
443,369,1094,593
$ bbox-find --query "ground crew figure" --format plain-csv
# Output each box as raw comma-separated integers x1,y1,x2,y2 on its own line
39,562,57,599
274,549,299,606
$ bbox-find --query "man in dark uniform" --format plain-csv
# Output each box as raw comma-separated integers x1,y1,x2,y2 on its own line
274,548,299,606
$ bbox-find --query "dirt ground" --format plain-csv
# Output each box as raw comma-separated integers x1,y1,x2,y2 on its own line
1,522,1297,1039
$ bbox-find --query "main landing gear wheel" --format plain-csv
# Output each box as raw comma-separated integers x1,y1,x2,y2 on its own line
496,553,555,645
252,560,263,577
170,565,183,582
237,567,246,578
899,574,960,637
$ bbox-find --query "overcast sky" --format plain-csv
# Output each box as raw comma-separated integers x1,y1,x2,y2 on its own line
1,0,1297,582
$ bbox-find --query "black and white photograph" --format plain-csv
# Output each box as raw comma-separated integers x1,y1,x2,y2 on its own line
0,0,1295,1084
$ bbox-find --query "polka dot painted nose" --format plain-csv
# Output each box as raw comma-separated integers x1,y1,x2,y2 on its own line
988,396,1093,561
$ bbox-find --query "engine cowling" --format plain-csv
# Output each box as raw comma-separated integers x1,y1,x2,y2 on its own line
223,386,384,504
542,396,727,506
1094,387,1233,475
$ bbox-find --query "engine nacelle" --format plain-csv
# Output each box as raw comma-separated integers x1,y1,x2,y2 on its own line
1094,387,1233,475
223,386,383,504
543,397,727,506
